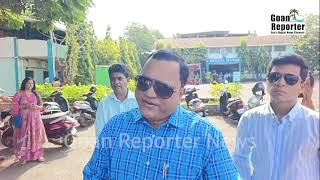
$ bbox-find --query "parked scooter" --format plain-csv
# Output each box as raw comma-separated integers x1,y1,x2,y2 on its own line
50,87,97,127
42,102,79,147
188,98,208,117
0,111,13,147
219,86,245,121
0,102,79,148
247,82,266,109
185,87,199,107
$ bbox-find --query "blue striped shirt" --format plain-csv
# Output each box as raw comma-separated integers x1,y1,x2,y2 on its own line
84,106,240,179
95,91,138,136
234,103,320,180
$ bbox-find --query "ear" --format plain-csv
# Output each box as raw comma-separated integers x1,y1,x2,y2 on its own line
300,80,306,93
179,87,186,101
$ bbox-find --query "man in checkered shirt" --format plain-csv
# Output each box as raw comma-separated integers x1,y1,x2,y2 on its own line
83,50,240,179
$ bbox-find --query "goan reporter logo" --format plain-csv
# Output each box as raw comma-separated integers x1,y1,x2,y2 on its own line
270,9,305,35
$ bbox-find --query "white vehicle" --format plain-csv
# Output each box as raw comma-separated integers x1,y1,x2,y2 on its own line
247,82,266,109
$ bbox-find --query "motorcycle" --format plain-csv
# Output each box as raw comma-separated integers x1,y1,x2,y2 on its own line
185,87,199,108
219,87,245,121
0,111,13,148
188,98,208,117
0,102,78,148
42,102,79,147
50,87,97,127
247,82,266,109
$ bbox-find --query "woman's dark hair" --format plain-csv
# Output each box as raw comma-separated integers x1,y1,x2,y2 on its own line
20,77,42,105
108,64,129,79
267,54,309,81
147,49,189,86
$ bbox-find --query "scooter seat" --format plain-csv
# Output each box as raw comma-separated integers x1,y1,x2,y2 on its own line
227,98,241,104
42,112,68,122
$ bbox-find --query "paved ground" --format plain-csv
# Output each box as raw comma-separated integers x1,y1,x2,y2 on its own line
0,115,237,180
0,80,318,180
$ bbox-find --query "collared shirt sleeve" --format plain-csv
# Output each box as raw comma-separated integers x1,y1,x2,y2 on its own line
203,130,241,179
95,99,106,137
83,130,111,180
233,114,253,180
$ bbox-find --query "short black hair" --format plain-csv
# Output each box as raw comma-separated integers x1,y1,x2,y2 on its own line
147,49,189,86
53,77,60,81
108,64,129,79
267,54,309,81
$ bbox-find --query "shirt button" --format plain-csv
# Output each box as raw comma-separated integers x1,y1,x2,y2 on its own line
152,134,155,138
146,161,150,166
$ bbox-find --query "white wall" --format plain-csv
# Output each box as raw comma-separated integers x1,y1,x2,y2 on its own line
18,39,47,58
0,37,14,58
0,58,16,95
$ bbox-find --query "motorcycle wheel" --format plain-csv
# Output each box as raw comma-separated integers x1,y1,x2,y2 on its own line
78,115,87,127
1,128,14,148
62,133,74,148
197,111,204,117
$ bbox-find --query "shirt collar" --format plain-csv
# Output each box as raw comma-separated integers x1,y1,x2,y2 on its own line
267,102,301,122
111,90,135,101
133,105,184,129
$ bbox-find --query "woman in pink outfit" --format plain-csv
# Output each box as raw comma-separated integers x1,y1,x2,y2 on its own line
12,77,47,165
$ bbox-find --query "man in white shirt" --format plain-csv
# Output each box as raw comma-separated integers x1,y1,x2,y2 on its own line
234,54,319,180
95,64,138,137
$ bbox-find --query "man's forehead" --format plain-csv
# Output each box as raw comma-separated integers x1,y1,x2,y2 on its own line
271,64,300,74
111,72,125,77
142,60,180,83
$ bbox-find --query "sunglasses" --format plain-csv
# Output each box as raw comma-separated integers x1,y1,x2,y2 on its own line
135,75,178,99
267,72,300,86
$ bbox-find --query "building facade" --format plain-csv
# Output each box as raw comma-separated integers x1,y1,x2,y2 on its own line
160,31,295,82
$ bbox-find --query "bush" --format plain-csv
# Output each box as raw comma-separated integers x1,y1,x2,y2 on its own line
37,83,112,102
211,83,242,98
37,80,137,102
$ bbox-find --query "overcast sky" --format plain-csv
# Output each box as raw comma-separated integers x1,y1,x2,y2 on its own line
88,0,319,39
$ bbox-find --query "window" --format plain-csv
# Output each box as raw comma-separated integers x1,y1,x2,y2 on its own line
43,71,48,80
274,45,286,52
264,46,273,52
25,70,34,78
222,47,232,54
209,48,220,54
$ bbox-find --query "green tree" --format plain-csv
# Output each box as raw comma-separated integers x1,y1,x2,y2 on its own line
238,41,271,79
1,0,94,84
65,21,96,85
96,27,121,65
176,45,208,64
118,37,141,78
294,14,320,71
124,22,164,65
65,24,80,83
0,0,93,31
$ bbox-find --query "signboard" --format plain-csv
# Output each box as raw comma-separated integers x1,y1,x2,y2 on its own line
207,57,240,64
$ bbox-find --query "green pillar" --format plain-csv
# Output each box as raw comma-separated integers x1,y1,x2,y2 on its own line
13,37,20,90
47,39,55,82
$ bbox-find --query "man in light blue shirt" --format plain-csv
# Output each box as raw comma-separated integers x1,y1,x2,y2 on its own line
95,64,138,136
84,50,240,179
234,54,319,180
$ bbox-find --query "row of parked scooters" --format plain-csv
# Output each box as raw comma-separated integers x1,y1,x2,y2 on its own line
184,82,266,123
219,82,266,122
0,87,98,148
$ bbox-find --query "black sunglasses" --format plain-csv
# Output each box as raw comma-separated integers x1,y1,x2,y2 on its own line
135,75,178,99
267,72,300,86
